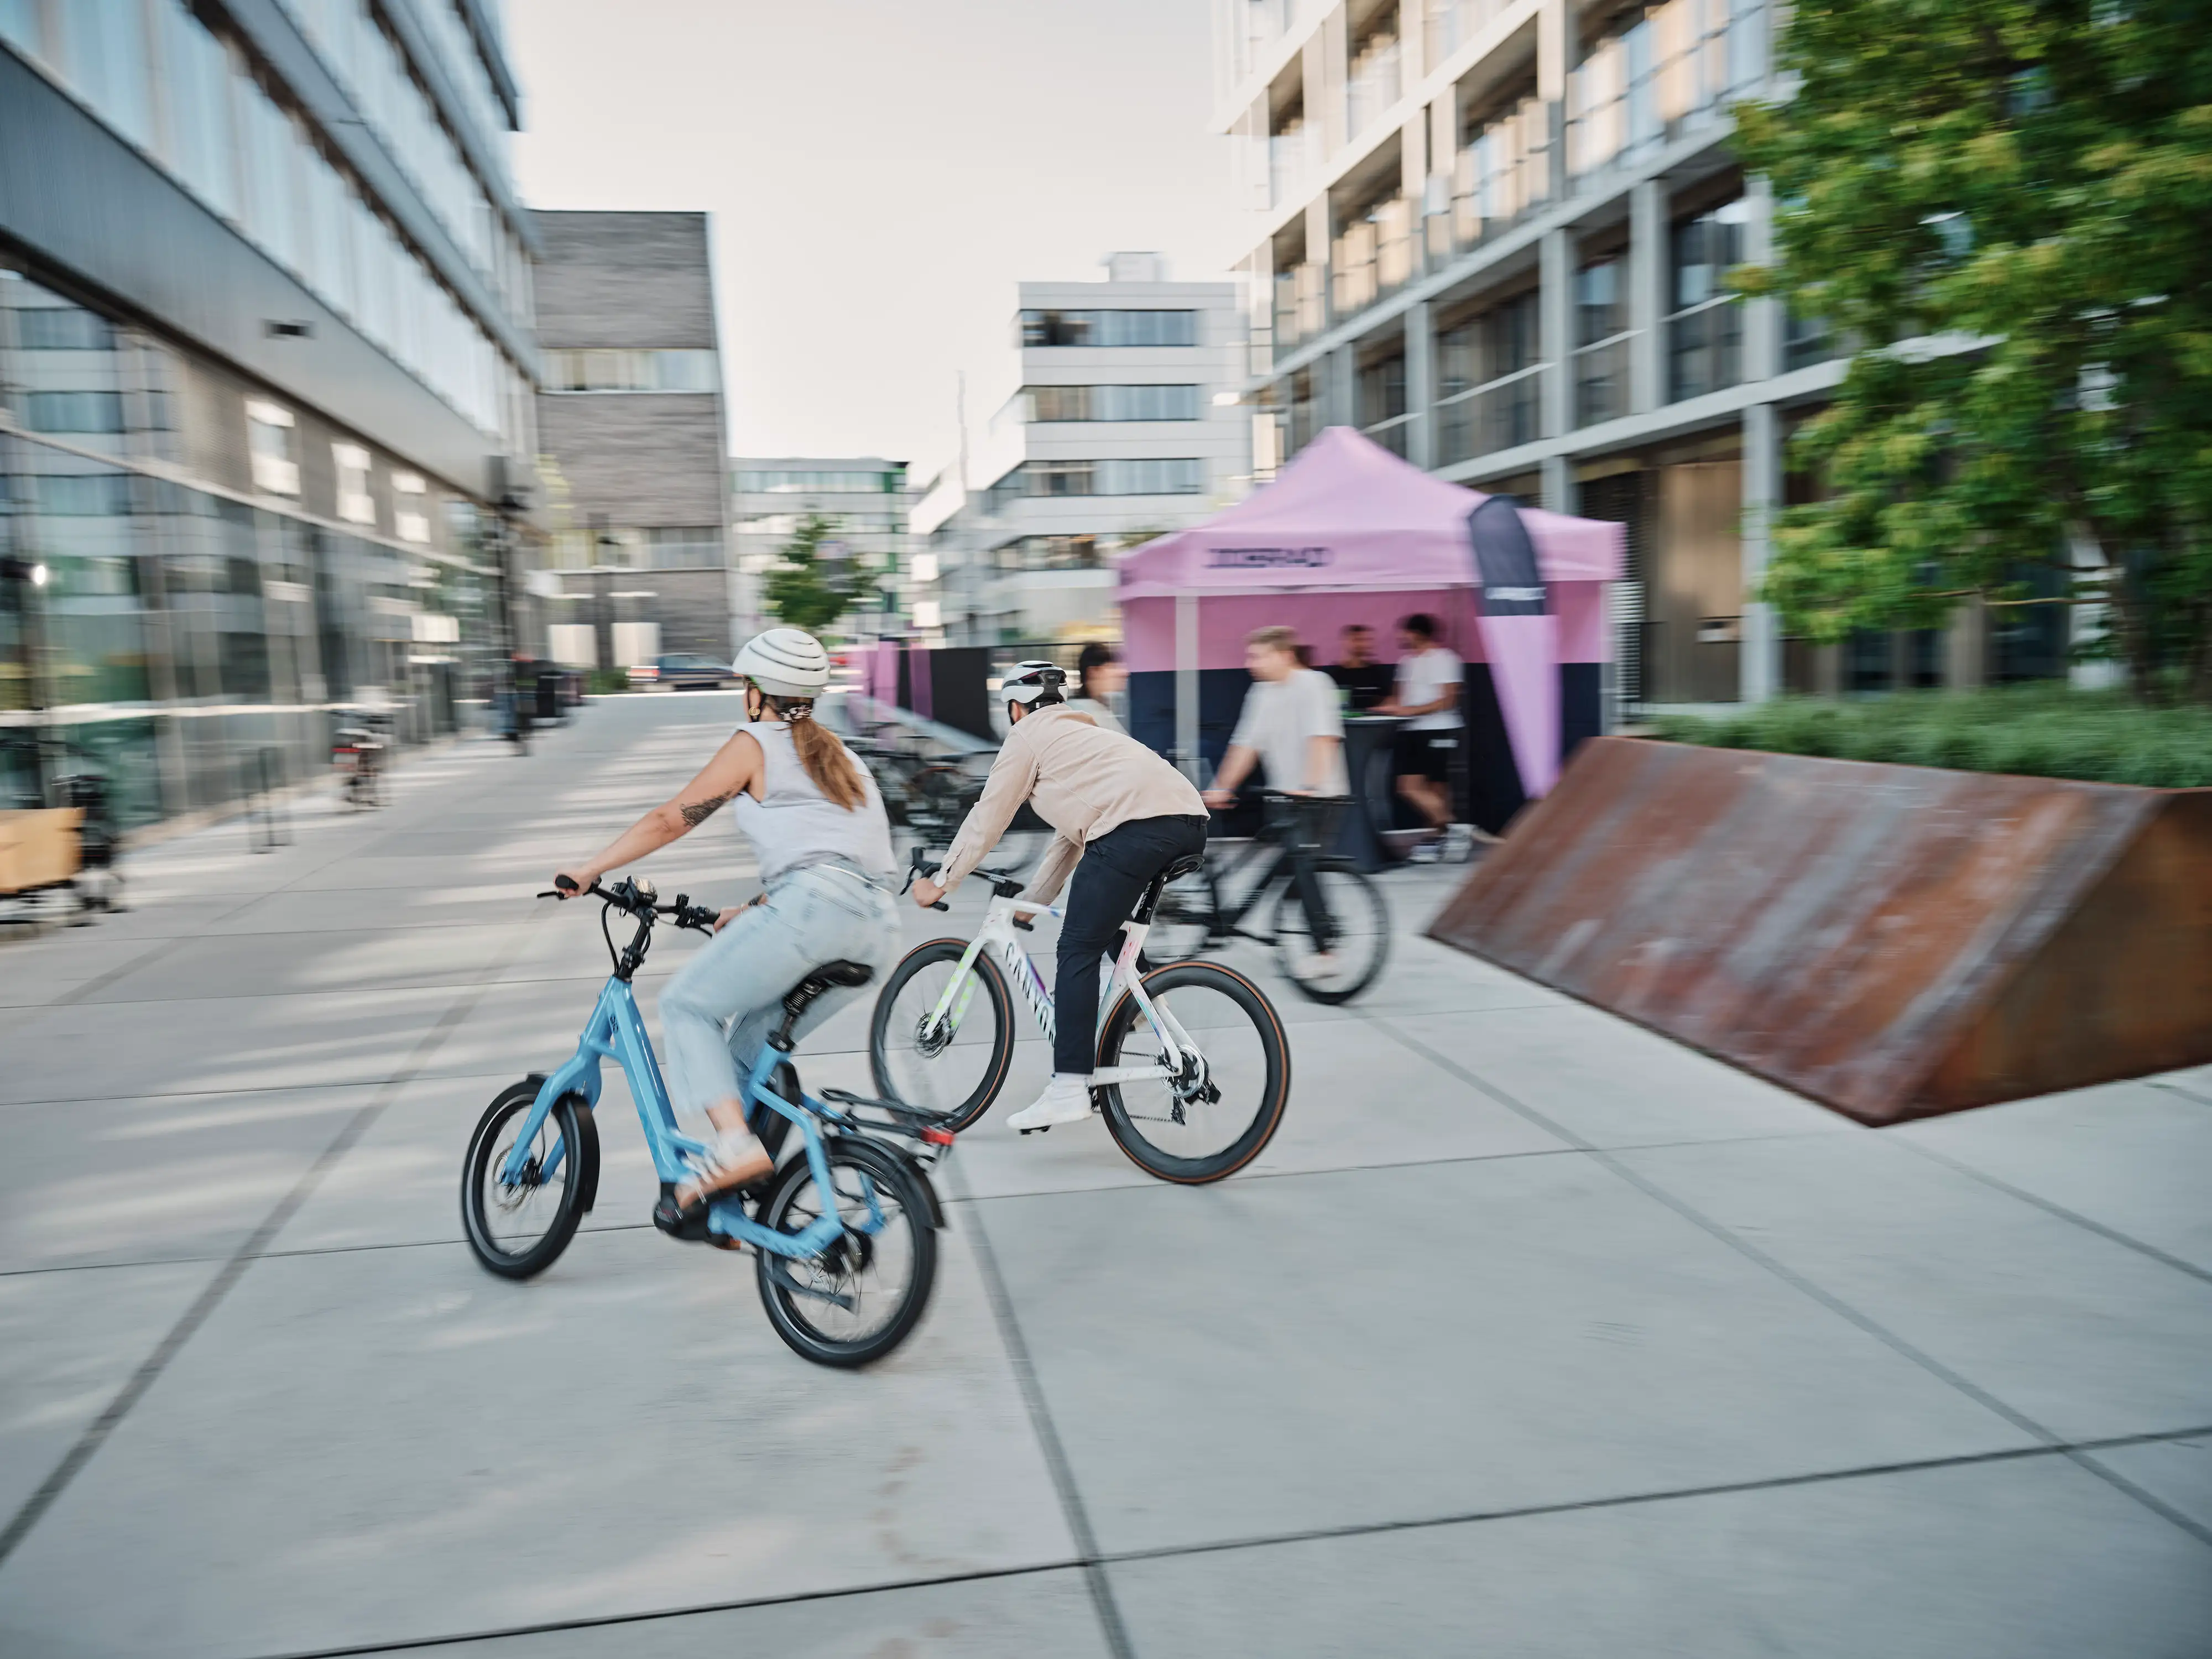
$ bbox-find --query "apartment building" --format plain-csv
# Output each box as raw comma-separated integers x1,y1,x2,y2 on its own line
921,254,1251,649
1218,0,2070,706
533,210,732,667
731,458,912,644
0,0,540,830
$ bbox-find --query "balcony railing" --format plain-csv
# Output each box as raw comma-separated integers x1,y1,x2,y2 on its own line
1274,261,1328,354
1423,0,1514,65
1345,32,1403,139
1668,294,1744,401
1330,197,1416,322
1568,0,1768,183
1426,96,1553,265
1573,332,1634,426
1361,413,1416,458
1435,362,1543,467
1269,121,1321,212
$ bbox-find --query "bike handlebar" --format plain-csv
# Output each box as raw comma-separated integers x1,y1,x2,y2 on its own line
539,875,718,932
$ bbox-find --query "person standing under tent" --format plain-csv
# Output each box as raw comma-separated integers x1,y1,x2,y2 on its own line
1376,612,1471,863
1326,623,1394,712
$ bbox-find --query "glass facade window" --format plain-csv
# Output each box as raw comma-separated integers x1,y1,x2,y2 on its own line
1574,255,1631,426
989,458,1205,499
1669,199,1748,402
59,0,155,153
735,469,901,494
543,348,719,393
1024,384,1201,422
392,471,431,543
333,443,375,524
247,400,301,495
1436,290,1542,464
1020,310,1201,348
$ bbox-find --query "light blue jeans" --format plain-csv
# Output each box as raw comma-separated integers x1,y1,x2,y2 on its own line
659,863,900,1118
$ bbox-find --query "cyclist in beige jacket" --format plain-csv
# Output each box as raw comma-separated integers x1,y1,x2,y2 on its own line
912,661,1208,1130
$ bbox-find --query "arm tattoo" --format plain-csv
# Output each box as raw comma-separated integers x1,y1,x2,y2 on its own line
678,791,735,828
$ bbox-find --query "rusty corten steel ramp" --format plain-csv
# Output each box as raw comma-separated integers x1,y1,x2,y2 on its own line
1427,738,2212,1125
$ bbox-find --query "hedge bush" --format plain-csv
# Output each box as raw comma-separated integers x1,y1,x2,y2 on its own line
1647,687,2212,789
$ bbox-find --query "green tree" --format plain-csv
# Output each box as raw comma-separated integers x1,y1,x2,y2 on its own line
1734,0,2212,700
764,513,879,636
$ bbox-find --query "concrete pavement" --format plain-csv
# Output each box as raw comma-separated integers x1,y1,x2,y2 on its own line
0,693,2207,1657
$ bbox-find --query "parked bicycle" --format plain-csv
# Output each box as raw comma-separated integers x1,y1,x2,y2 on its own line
332,716,386,809
869,847,1290,1183
462,874,952,1367
1146,792,1391,1005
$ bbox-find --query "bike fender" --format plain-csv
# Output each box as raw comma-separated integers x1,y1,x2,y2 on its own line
832,1135,947,1230
571,1099,602,1213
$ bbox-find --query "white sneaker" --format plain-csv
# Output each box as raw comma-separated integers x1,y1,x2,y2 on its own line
1408,838,1442,864
1289,950,1340,982
1008,1074,1095,1133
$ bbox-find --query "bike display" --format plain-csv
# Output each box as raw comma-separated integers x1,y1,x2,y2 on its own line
462,874,953,1367
1147,793,1391,1005
869,848,1290,1184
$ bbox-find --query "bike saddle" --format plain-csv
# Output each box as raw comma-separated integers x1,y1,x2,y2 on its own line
782,959,874,1009
1161,852,1206,884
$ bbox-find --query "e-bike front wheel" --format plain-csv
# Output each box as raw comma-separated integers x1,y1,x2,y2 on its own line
869,940,1015,1131
462,1081,593,1279
1269,863,1391,1005
755,1138,937,1368
1095,961,1288,1184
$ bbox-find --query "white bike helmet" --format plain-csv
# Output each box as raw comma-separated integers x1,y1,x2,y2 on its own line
733,628,831,698
999,660,1067,706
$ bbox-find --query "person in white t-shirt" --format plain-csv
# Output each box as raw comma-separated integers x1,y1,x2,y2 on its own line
1376,612,1467,862
1204,625,1348,978
1204,625,1348,805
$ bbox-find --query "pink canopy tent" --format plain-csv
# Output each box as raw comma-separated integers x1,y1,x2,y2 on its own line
1119,426,1624,797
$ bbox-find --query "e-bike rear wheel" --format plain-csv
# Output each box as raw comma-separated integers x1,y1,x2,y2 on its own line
869,940,1015,1131
1095,961,1288,1184
462,1081,592,1278
755,1138,937,1368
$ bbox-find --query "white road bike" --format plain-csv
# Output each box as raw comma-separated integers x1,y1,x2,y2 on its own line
869,851,1290,1183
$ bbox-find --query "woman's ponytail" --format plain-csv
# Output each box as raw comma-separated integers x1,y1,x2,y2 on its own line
761,694,868,811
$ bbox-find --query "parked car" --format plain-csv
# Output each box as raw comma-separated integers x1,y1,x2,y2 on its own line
631,653,739,691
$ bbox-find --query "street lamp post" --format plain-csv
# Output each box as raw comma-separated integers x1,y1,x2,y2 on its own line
1,556,53,805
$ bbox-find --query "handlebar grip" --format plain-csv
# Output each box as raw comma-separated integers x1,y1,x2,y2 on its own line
554,873,580,893
928,899,948,911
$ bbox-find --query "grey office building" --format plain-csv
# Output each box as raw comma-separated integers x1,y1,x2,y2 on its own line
0,0,541,832
534,211,732,666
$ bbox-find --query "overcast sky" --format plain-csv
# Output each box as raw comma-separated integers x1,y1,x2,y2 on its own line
507,0,1244,478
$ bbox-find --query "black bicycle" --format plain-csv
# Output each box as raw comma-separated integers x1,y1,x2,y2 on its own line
1146,793,1390,1005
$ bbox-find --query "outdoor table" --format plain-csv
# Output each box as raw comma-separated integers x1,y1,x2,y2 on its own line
1339,714,1406,873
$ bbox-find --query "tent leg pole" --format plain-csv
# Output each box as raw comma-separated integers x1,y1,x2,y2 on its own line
1175,594,1199,784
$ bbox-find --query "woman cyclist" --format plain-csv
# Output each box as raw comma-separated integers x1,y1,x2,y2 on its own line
912,661,1207,1133
554,628,900,1223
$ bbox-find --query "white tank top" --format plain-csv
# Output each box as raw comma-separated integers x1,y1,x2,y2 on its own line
731,721,898,885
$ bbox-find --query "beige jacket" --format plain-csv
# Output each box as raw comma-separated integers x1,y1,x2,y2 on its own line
939,706,1207,902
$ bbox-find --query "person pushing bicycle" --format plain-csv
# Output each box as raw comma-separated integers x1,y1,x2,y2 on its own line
554,628,902,1224
911,660,1208,1133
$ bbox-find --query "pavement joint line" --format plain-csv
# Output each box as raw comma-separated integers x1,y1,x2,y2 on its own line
1085,1426,2212,1572
940,1152,1138,1659
2147,1078,2212,1110
239,1559,1094,1659
1370,1011,2212,1551
0,902,551,1569
218,1425,2212,1658
0,1068,528,1112
1893,1136,2212,1288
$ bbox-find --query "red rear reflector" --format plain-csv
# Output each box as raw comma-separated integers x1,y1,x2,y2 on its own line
920,1128,955,1146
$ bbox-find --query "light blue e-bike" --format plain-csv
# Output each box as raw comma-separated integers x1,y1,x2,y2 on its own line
461,875,952,1367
